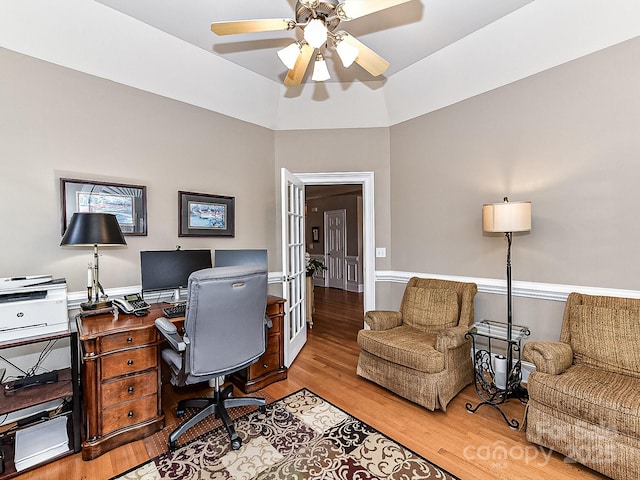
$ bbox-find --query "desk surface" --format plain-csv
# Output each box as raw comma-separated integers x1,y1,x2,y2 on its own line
77,295,284,340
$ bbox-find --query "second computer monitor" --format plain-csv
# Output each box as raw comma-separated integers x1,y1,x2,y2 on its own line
140,249,212,301
214,249,268,269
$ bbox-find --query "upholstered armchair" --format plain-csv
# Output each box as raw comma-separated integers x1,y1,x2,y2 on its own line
523,292,640,480
357,277,478,411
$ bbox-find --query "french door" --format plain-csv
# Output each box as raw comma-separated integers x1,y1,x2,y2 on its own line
280,168,307,367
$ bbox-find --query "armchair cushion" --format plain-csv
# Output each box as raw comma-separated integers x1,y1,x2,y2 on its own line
357,326,443,373
522,341,573,375
528,365,640,439
402,288,459,333
569,305,640,378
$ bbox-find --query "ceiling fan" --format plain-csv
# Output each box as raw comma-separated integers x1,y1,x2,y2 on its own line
211,0,413,86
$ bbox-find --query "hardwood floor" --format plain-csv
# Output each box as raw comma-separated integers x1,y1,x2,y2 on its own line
16,287,608,479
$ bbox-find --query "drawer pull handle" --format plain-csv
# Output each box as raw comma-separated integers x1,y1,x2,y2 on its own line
127,360,134,366
128,387,134,394
263,364,268,369
128,411,134,418
127,337,133,343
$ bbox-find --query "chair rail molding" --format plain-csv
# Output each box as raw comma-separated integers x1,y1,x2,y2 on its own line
375,271,640,302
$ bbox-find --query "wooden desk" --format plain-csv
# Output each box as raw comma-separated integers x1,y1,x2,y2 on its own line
76,296,286,460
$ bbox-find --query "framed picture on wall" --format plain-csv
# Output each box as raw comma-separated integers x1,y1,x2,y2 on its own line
312,226,320,242
60,178,147,235
179,191,235,237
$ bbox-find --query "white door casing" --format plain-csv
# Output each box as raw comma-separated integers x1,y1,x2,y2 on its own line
293,172,375,315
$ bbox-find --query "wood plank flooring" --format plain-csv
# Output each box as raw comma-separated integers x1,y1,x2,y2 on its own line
15,287,608,479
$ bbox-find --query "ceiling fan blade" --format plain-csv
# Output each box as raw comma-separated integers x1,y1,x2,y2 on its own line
284,43,315,86
211,18,295,36
336,0,412,21
341,34,389,77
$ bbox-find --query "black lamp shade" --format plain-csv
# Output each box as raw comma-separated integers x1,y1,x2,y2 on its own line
60,213,127,246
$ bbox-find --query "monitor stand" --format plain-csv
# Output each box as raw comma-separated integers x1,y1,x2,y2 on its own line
172,288,183,304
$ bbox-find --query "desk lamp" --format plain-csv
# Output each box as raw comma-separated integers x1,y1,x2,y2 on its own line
60,212,126,310
482,197,531,390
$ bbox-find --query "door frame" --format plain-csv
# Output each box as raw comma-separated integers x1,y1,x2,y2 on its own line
293,172,375,314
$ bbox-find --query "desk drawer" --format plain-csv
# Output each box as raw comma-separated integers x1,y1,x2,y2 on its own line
248,352,279,377
102,394,157,435
101,347,157,380
101,370,158,409
100,329,156,353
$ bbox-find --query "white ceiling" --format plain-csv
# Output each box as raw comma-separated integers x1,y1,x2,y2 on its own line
2,1,640,130
95,0,533,86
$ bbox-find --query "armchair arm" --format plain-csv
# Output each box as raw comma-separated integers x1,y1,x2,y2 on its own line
436,325,470,351
364,310,403,331
155,317,189,352
522,341,573,375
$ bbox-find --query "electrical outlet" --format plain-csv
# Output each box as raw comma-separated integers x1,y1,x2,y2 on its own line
375,248,386,258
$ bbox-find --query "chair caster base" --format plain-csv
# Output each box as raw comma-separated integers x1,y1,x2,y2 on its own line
230,437,242,450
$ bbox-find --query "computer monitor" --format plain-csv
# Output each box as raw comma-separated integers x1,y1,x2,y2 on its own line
214,249,268,269
140,249,212,301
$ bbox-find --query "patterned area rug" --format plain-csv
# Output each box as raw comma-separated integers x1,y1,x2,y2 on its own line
113,388,458,480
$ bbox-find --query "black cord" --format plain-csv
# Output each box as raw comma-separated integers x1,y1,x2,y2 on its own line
26,339,57,377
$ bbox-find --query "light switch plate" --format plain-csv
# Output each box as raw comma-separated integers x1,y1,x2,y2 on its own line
375,248,386,258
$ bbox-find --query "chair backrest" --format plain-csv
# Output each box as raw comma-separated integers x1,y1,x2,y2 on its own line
400,277,477,332
183,265,268,378
561,292,640,378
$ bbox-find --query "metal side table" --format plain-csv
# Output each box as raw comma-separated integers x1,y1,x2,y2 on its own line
465,319,530,429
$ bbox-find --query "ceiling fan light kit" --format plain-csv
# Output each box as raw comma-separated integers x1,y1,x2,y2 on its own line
312,54,331,81
278,42,303,70
211,0,413,86
335,37,359,67
304,18,329,49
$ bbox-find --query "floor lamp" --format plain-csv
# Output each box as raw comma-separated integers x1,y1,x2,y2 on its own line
60,212,127,310
482,197,531,392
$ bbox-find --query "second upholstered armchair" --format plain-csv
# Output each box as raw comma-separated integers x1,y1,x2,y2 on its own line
357,277,478,411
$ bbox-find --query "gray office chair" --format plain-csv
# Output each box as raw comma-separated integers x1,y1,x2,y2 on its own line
155,265,269,450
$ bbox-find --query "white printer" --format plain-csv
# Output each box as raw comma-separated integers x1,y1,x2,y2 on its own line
0,276,68,342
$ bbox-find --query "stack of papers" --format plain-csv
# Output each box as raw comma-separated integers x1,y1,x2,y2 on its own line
0,275,53,291
14,416,68,472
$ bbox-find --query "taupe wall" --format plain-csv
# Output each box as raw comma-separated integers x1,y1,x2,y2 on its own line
388,37,640,342
0,48,277,293
3,36,639,345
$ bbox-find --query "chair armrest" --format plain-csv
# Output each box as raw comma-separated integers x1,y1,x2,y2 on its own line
364,310,403,331
436,325,469,351
522,341,573,375
155,317,188,352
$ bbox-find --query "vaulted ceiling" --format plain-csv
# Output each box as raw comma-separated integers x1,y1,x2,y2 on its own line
1,1,639,130
95,0,533,85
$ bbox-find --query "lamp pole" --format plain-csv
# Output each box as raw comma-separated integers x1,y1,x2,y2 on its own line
505,230,513,384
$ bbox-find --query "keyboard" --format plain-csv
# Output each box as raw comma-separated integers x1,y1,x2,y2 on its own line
162,303,186,318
